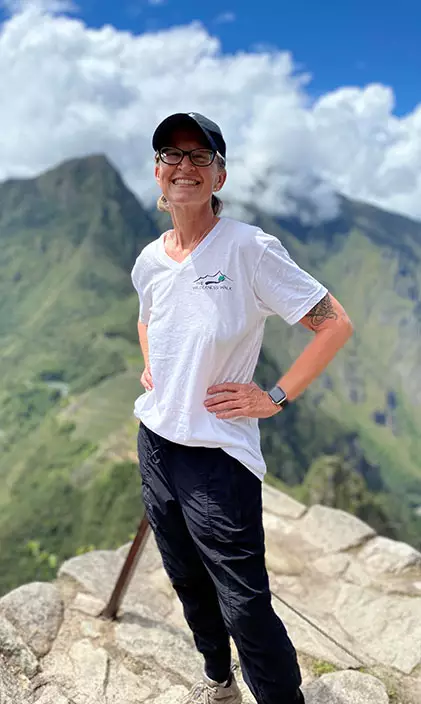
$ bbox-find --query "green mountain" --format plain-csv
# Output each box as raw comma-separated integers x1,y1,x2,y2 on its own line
0,155,420,594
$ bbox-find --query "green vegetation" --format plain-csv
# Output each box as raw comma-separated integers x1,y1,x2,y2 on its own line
311,660,338,676
0,155,420,595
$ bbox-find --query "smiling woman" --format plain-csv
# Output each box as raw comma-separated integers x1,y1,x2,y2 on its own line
130,111,353,704
154,141,226,218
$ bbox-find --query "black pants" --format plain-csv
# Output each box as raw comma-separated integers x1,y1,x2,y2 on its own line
137,423,302,704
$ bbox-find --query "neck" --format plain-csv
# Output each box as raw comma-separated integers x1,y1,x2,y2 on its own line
170,202,217,249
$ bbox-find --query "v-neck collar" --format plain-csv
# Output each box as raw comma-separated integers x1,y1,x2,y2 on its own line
157,218,226,271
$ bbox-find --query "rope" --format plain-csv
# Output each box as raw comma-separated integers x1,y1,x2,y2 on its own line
270,589,368,667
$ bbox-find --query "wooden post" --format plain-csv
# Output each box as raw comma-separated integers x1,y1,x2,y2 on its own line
100,514,151,620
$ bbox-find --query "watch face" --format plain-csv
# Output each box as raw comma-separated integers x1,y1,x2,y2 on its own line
270,386,287,405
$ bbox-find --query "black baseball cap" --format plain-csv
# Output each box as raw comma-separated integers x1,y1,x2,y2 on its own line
152,112,226,160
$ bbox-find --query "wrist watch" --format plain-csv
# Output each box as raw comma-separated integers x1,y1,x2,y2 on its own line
267,385,289,409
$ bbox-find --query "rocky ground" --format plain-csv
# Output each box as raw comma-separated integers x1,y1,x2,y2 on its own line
1,484,421,703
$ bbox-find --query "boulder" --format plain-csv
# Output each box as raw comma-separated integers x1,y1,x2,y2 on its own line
114,617,203,686
303,670,389,703
60,544,174,621
39,638,109,703
311,553,350,578
295,504,375,553
334,583,421,674
58,550,125,601
0,582,63,657
0,614,39,677
262,485,307,519
33,685,71,704
0,658,31,704
356,535,421,575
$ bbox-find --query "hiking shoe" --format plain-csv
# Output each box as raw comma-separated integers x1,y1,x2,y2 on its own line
181,672,242,703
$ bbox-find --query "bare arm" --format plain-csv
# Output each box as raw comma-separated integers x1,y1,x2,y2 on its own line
205,292,353,419
137,321,150,366
137,321,153,391
276,292,353,401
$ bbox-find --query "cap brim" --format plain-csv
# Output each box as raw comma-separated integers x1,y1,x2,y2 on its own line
152,113,216,152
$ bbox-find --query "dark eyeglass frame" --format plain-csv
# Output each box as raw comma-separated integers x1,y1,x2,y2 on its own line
158,146,224,167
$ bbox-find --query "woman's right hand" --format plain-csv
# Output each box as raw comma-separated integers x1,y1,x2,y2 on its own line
140,364,153,391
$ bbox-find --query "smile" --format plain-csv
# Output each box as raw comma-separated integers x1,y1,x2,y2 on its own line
171,179,201,185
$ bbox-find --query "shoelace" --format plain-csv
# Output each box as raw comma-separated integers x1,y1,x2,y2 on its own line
184,666,237,704
184,680,219,704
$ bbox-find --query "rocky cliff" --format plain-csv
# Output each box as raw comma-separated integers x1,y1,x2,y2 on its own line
1,484,420,704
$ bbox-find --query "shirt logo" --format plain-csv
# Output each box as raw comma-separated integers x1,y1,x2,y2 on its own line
193,270,233,290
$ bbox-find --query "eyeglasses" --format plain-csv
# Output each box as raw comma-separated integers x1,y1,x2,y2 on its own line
158,146,222,167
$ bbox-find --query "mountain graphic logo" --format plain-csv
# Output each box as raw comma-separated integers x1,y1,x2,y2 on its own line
193,270,233,286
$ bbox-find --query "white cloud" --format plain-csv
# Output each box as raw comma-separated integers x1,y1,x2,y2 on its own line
1,0,77,14
1,7,421,222
214,11,236,24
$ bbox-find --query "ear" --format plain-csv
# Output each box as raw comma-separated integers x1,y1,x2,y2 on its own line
213,170,227,192
154,163,161,187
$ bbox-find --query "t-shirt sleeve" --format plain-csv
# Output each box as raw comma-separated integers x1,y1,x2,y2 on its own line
253,235,328,325
131,255,152,324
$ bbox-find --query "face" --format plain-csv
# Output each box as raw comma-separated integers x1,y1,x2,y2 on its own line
155,127,226,209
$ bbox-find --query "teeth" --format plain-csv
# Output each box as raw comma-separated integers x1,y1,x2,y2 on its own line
173,179,199,185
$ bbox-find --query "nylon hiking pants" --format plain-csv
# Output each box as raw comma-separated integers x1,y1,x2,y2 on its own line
137,422,302,704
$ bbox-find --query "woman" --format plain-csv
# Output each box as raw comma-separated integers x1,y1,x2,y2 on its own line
131,112,353,704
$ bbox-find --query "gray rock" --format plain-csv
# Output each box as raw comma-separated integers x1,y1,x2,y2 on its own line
0,615,39,678
70,593,106,617
122,560,175,620
311,553,351,578
104,661,158,703
0,658,31,704
399,672,421,704
79,619,102,639
33,685,71,704
357,536,421,575
262,484,307,519
40,638,109,703
341,557,421,594
334,583,421,674
0,582,63,657
59,546,174,621
263,512,316,576
58,550,124,602
115,535,177,619
116,532,163,574
264,518,306,575
303,670,389,704
296,504,375,553
263,512,295,536
114,618,203,686
271,587,363,670
152,686,190,703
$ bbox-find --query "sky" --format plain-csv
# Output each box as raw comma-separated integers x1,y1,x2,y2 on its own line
75,0,421,117
0,0,421,221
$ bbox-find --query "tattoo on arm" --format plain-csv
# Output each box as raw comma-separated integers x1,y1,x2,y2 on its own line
305,293,338,327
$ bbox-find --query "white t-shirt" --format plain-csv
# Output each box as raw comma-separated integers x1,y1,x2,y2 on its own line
131,217,327,480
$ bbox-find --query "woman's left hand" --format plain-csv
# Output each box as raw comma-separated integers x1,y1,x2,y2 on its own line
204,382,281,419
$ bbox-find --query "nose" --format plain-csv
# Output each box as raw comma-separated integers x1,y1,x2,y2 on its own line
177,154,196,171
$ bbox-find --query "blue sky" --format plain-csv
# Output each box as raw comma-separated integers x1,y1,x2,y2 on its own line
10,0,417,116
